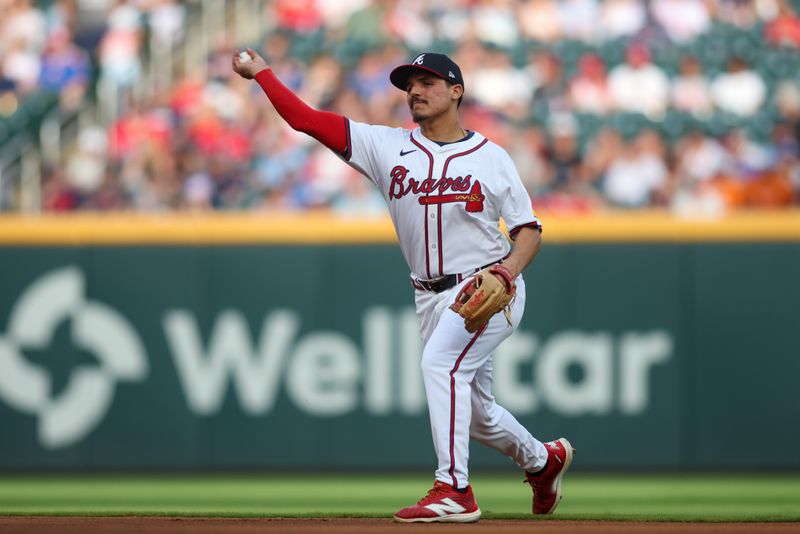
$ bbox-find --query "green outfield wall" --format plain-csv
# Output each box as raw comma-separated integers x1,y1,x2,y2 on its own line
0,223,799,471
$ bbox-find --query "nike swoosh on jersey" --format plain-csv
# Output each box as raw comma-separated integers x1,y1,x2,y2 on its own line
400,149,417,156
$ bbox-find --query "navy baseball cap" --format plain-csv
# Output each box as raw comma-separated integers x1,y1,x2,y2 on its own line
390,52,464,91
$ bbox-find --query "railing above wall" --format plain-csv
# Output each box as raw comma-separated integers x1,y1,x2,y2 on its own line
1,210,800,245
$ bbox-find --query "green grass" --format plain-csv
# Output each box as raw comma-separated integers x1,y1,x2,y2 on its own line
0,473,799,521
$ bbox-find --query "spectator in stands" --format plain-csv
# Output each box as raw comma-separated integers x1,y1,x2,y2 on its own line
710,56,766,117
98,0,143,91
671,55,713,118
771,120,800,163
120,150,180,211
568,53,613,115
148,0,185,45
452,39,487,96
0,69,15,111
558,0,601,43
709,127,796,208
459,101,514,149
674,129,730,185
608,43,670,118
715,0,762,29
86,171,128,211
470,47,534,119
68,0,107,50
349,49,392,104
274,0,323,34
583,126,623,191
651,0,711,44
209,153,252,209
44,0,77,36
64,126,108,201
602,129,669,207
385,0,435,49
545,113,585,193
746,122,798,206
304,145,369,209
348,47,407,125
297,53,345,109
764,0,800,48
517,0,564,43
669,128,732,213
330,171,389,215
0,0,46,53
774,80,800,146
344,1,388,51
260,32,304,92
600,0,647,38
472,0,520,48
529,50,570,117
0,37,40,94
507,124,550,198
426,1,472,44
540,115,607,211
721,128,775,181
41,167,80,211
39,28,91,109
251,126,310,204
180,168,215,211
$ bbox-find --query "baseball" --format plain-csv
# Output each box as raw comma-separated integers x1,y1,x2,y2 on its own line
238,51,251,63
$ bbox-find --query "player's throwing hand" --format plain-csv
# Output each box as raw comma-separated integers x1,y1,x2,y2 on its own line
232,48,268,80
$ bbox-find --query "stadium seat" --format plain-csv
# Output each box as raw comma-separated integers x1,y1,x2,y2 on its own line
609,112,645,140
598,38,626,66
661,110,691,141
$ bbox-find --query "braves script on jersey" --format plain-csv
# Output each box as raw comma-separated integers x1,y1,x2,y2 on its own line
342,122,541,280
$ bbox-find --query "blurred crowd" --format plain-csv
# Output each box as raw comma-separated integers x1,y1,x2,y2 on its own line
2,0,800,214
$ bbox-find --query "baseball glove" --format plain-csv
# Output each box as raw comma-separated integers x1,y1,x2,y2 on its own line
450,265,516,333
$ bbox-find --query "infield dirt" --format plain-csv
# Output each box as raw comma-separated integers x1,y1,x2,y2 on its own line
2,517,800,534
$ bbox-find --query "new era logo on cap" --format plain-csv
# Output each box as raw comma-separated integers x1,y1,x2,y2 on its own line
390,52,465,91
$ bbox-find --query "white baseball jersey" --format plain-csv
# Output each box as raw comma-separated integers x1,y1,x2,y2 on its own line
342,121,541,280
340,119,550,491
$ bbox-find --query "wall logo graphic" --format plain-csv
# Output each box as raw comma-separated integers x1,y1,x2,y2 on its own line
0,267,147,449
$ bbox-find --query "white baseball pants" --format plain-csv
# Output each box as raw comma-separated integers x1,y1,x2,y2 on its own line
414,275,548,489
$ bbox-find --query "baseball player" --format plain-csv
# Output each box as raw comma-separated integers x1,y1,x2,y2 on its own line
233,48,574,523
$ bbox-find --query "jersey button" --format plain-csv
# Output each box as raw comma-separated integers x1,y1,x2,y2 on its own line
430,213,435,219
431,244,437,249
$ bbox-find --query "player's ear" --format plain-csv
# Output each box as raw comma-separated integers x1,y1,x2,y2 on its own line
451,84,464,103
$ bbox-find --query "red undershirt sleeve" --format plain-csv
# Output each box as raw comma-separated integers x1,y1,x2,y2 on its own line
254,68,349,157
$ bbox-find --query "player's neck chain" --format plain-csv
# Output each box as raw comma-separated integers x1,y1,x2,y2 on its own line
427,128,471,147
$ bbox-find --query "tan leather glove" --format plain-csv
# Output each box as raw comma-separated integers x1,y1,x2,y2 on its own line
450,265,516,333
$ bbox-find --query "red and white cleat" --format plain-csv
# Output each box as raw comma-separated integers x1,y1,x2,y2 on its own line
524,437,575,515
393,480,481,523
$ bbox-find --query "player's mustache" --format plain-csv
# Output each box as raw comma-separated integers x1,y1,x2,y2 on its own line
411,98,427,105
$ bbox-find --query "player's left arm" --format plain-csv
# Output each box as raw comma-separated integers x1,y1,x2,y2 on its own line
497,149,543,279
502,227,542,279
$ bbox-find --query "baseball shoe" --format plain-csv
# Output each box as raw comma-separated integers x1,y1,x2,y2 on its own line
524,437,575,515
393,480,481,523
